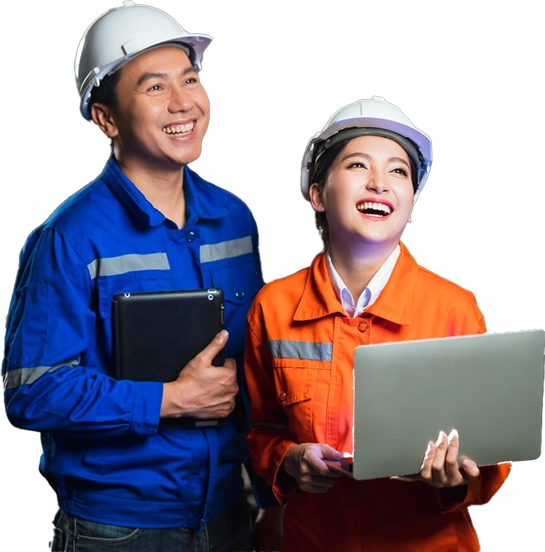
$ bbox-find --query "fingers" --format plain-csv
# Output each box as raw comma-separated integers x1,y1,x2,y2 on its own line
396,430,481,488
431,431,449,482
460,456,480,481
197,330,229,364
419,440,437,482
320,444,344,461
444,430,461,482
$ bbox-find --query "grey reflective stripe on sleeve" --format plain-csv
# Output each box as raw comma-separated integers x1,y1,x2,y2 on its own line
250,422,289,430
3,358,81,391
267,340,333,362
200,236,253,263
87,253,170,279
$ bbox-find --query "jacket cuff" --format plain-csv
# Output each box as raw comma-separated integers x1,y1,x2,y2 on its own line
435,477,481,513
271,442,299,503
130,381,162,435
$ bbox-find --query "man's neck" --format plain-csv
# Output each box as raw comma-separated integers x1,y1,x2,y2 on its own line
116,157,187,229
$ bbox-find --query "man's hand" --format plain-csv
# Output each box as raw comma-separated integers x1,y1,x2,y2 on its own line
254,505,284,552
392,429,480,487
282,443,343,493
160,330,238,419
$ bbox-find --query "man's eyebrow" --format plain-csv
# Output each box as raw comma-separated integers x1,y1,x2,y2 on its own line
137,72,167,86
341,152,410,167
136,65,199,86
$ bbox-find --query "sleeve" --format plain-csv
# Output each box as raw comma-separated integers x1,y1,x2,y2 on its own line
436,463,512,512
238,216,278,507
2,228,162,438
244,306,299,504
436,297,512,511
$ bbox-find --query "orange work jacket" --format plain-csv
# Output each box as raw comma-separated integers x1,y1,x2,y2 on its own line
245,243,510,552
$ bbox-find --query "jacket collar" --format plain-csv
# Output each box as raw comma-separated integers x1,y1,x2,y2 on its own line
293,242,419,326
101,156,235,227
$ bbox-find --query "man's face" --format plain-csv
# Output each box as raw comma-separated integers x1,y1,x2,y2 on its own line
310,135,414,252
106,45,210,172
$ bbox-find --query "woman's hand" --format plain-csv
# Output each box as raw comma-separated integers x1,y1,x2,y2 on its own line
283,443,343,493
392,429,480,487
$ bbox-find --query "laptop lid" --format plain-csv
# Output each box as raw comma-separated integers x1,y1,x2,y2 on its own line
349,330,545,480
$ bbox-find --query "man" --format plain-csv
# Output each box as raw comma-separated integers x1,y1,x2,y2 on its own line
2,2,272,550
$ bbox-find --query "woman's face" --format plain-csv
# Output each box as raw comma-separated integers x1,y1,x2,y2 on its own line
310,135,414,253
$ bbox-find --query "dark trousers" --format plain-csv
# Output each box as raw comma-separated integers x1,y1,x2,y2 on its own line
50,495,253,552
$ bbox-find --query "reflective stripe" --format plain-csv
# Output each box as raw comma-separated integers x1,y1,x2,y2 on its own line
250,422,289,430
87,253,170,279
200,236,253,264
267,340,333,362
3,358,81,391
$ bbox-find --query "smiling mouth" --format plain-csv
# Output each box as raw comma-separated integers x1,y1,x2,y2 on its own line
162,121,194,136
356,201,392,217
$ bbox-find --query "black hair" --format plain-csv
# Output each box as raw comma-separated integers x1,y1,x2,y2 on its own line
310,137,417,250
88,70,123,114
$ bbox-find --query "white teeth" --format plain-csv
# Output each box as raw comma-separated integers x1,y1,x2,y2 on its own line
356,201,392,215
162,121,194,135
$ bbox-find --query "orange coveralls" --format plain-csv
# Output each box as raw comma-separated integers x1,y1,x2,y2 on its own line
245,243,510,551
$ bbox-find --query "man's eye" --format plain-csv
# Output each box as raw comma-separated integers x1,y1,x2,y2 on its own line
148,84,162,92
185,77,198,85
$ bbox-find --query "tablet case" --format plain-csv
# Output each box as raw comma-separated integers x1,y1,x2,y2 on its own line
112,288,225,428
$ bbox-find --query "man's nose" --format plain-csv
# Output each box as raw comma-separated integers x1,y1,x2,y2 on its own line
168,84,192,113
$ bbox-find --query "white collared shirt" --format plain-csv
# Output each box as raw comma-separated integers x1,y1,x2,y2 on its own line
326,245,401,317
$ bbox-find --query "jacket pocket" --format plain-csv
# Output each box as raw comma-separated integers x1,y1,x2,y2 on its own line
96,274,176,320
272,364,317,442
209,259,263,307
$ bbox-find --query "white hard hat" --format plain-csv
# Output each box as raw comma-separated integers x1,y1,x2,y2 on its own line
301,96,432,203
75,1,212,120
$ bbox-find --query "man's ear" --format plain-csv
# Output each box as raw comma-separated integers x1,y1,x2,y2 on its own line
90,103,119,139
309,183,326,213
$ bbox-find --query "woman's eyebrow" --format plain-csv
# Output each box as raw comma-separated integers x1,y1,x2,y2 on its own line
340,152,410,168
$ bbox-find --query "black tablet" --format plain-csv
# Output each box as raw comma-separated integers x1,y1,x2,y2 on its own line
112,288,225,428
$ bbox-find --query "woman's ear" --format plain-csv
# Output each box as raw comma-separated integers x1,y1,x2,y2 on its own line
309,183,326,213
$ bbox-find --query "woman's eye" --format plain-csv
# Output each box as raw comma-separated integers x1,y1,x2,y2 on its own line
348,162,366,169
392,167,408,176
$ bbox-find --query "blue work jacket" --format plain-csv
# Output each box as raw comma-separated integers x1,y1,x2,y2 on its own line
2,157,264,528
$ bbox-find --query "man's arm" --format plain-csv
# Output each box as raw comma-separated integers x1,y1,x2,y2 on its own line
3,228,163,437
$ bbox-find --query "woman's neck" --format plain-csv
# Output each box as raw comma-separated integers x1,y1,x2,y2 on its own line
328,240,399,301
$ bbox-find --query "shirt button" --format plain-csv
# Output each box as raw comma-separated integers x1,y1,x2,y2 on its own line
278,391,287,403
235,289,245,300
186,231,196,242
358,321,369,333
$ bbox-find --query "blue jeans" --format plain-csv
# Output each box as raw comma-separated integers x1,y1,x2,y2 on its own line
50,495,253,552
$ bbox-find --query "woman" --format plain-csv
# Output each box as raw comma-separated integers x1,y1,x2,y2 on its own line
245,97,510,551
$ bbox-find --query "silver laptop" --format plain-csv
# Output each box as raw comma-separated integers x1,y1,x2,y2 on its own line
326,330,545,480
